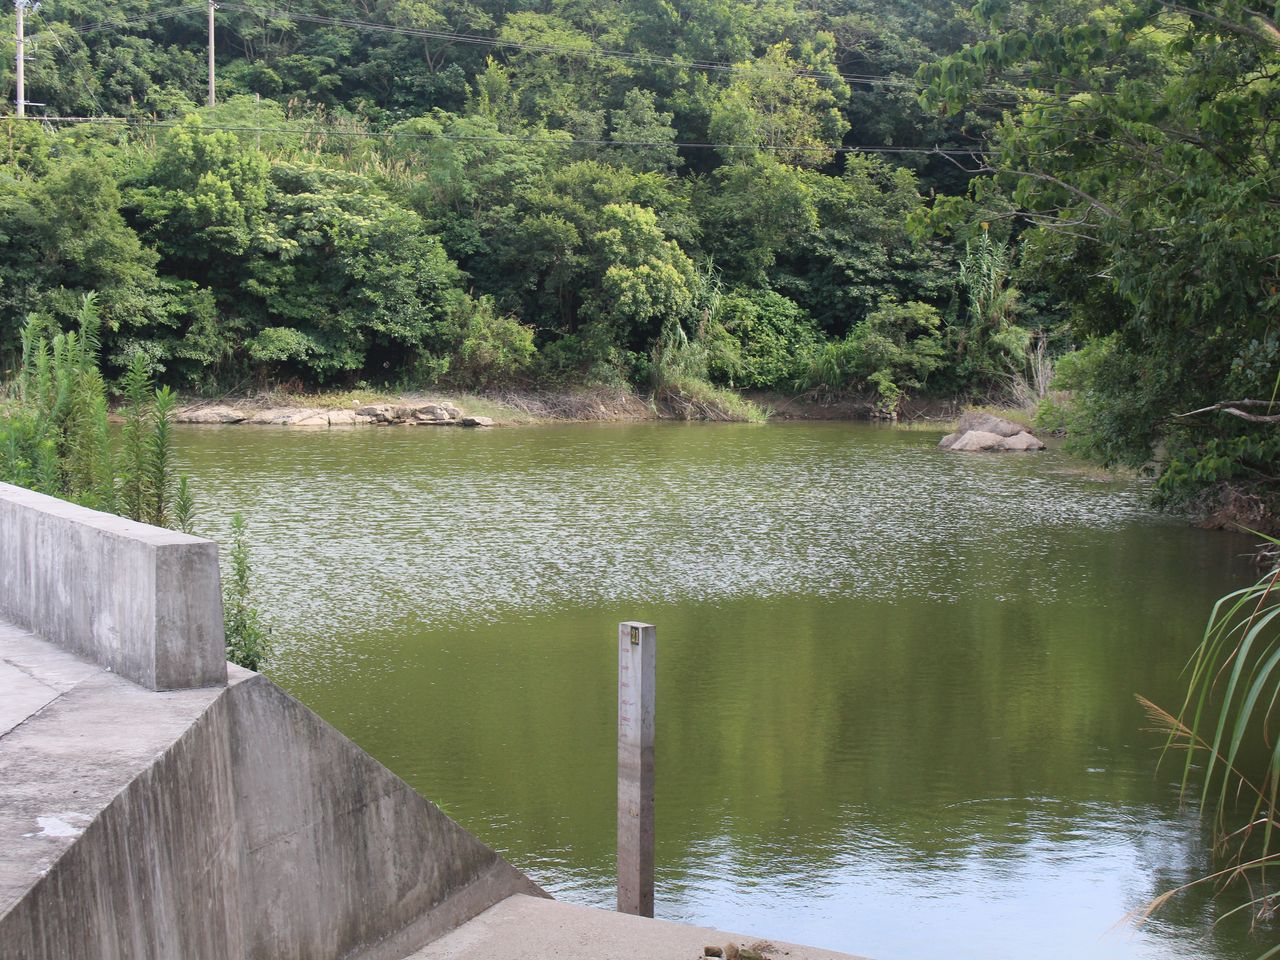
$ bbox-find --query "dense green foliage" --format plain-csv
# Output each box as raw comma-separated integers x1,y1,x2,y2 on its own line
920,0,1280,522
0,0,1022,409
0,0,1276,516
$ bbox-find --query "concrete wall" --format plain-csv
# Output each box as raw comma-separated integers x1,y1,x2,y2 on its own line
0,666,544,960
0,482,225,690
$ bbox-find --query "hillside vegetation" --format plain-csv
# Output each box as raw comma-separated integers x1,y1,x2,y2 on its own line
1,0,1277,521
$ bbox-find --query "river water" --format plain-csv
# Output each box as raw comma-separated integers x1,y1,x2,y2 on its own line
176,420,1266,960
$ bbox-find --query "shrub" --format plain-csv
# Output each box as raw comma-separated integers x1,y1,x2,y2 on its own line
445,295,536,388
651,316,766,422
801,300,944,412
713,289,818,389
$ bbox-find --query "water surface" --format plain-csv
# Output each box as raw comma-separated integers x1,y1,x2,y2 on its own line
177,421,1263,960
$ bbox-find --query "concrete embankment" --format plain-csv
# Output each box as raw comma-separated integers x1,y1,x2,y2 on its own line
0,481,868,960
0,625,542,960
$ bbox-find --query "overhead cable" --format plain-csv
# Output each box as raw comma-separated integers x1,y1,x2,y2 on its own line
13,114,995,156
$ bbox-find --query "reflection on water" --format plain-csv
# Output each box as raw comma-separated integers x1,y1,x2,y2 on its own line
177,421,1265,959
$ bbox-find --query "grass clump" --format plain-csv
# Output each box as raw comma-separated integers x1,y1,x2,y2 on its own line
651,317,767,423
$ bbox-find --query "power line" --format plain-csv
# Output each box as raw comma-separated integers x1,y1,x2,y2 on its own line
11,114,995,156
33,0,1045,104
213,2,1037,98
70,5,207,35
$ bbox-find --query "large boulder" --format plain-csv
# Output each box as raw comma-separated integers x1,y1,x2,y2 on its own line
176,406,245,424
998,431,1047,451
940,412,1043,452
943,427,1046,452
355,404,397,423
326,409,374,426
946,430,1007,452
461,416,495,427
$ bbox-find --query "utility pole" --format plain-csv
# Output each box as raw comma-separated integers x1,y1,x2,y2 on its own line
207,0,216,107
15,0,28,117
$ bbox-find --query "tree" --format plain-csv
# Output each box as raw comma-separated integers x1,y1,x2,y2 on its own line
707,41,850,167
609,89,682,172
920,0,1280,519
0,148,164,366
587,202,699,348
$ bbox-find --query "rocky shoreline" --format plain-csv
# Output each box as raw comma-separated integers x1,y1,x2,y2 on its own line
176,400,494,428
170,390,1032,434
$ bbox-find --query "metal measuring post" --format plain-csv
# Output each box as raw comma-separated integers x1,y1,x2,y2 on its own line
617,621,655,917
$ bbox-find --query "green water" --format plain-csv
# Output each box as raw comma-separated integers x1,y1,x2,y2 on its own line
176,421,1265,960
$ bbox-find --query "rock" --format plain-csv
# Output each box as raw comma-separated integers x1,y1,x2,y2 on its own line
246,407,324,425
415,418,458,426
946,429,1008,452
460,416,495,427
997,430,1047,451
940,412,1043,451
944,428,1047,452
956,410,1027,437
175,406,245,424
704,948,724,958
939,411,1031,449
725,946,740,960
325,409,360,426
443,403,463,419
291,414,331,427
355,404,396,423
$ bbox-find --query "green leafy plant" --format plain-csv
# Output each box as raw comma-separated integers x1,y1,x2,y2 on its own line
651,316,765,422
954,230,1031,389
223,513,272,672
800,300,944,415
1139,549,1280,942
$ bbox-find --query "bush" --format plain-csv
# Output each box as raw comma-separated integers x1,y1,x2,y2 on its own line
801,300,944,412
713,289,819,389
1,296,191,518
444,295,536,388
651,316,766,421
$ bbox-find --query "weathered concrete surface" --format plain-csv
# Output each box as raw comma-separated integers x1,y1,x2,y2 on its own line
0,620,544,960
408,895,869,960
0,482,226,690
0,619,232,943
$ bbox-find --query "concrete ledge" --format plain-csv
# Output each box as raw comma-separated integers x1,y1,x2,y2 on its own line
0,482,226,690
